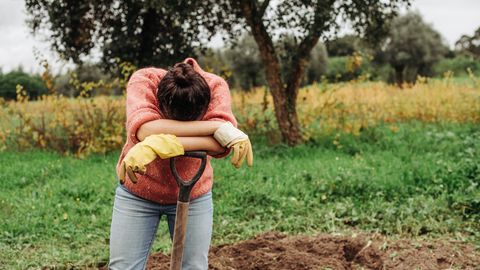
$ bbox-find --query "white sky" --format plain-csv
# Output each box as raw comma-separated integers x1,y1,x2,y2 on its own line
0,0,479,74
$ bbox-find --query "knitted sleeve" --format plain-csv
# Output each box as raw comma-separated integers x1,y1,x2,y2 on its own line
125,67,166,145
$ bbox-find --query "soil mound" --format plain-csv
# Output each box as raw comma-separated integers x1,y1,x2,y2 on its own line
104,232,480,269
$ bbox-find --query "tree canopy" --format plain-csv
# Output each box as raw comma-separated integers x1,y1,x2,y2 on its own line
25,0,222,68
0,70,48,100
325,35,364,57
382,12,448,84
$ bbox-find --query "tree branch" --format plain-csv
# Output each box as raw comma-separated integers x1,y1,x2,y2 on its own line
286,1,331,97
238,0,283,93
258,0,270,17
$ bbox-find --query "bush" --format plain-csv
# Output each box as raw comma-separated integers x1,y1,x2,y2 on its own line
326,56,349,81
0,70,48,100
54,63,124,97
371,64,395,82
433,55,480,77
1,94,124,157
325,34,364,57
325,54,372,82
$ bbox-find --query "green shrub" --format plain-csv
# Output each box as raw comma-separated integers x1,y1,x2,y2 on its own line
0,70,48,100
326,56,349,81
433,55,480,77
54,63,124,97
371,64,395,82
326,55,372,82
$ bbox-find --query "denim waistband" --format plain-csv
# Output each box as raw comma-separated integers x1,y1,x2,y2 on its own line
116,182,212,204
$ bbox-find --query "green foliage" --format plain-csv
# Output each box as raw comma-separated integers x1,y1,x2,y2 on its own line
382,12,448,84
433,55,480,77
198,35,328,90
196,48,231,82
326,57,349,81
25,1,222,68
54,63,123,97
325,35,364,57
278,35,328,85
23,0,410,74
0,70,48,100
325,55,372,82
0,123,478,268
223,35,266,90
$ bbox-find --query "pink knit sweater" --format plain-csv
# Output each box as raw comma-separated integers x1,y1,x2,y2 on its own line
115,57,237,204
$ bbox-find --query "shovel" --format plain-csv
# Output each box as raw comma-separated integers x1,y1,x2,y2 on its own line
169,151,207,270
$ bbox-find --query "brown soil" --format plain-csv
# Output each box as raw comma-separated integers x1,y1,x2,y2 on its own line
100,232,480,270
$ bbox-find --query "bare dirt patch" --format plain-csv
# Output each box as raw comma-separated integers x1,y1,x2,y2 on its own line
101,232,480,269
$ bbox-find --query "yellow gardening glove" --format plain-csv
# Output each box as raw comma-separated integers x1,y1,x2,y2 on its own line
118,134,184,184
213,122,254,168
229,138,253,168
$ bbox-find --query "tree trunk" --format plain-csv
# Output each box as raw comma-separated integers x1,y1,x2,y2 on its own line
239,0,303,145
270,73,303,146
394,65,404,87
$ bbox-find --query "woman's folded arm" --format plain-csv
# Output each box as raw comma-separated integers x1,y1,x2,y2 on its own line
176,136,227,156
136,119,224,142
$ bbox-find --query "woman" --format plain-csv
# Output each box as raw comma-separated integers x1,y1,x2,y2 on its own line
109,58,253,270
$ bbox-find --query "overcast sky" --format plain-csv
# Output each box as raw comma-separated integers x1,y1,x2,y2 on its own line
0,0,479,74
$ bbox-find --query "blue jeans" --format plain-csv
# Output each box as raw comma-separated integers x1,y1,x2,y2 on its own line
108,184,213,270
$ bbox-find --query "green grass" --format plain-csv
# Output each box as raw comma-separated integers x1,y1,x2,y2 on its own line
1,122,479,269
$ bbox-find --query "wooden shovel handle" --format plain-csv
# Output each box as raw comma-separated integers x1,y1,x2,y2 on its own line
169,201,189,270
169,151,208,270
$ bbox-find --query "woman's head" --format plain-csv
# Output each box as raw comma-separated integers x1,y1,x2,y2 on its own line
157,62,210,121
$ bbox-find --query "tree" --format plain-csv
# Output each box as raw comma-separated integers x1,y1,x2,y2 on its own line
0,70,48,100
221,0,409,144
224,35,266,90
455,27,480,59
382,12,448,85
25,0,410,145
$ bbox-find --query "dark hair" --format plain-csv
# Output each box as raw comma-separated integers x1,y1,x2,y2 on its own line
157,62,211,121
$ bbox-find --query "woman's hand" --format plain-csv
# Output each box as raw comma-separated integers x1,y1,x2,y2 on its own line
213,122,253,168
118,134,184,184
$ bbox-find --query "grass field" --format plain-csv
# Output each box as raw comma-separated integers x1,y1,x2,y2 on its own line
1,122,479,269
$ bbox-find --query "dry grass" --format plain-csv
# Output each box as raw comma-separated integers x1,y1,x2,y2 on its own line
232,79,480,139
0,78,478,155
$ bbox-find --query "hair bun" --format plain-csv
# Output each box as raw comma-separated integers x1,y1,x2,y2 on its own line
158,61,211,121
171,63,193,87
